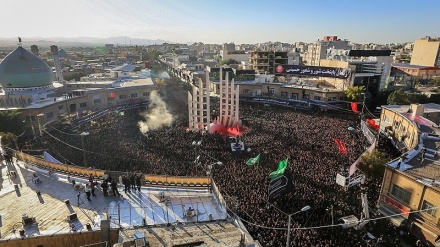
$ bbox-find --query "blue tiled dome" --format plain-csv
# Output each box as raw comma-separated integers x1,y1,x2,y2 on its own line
0,47,53,88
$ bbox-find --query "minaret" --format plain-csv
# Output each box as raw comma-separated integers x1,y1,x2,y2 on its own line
51,45,64,83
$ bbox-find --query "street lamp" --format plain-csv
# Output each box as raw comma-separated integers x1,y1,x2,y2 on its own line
37,113,44,136
206,161,223,190
268,204,311,247
80,132,89,167
192,140,202,174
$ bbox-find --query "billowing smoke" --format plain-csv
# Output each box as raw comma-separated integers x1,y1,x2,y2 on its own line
138,90,174,133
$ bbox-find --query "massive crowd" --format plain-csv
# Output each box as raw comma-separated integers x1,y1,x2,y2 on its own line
28,72,404,246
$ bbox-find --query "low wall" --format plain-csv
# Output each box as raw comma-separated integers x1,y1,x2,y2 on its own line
14,151,210,188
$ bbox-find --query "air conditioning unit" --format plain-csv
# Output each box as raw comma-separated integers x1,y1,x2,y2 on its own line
67,213,78,222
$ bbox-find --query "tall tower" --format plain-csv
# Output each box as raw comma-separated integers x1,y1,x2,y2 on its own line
218,68,240,127
50,45,63,83
188,72,211,132
31,45,39,56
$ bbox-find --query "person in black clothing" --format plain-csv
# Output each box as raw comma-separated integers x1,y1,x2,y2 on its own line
90,181,97,196
122,175,130,193
84,184,92,201
135,173,142,192
101,181,109,197
110,180,120,197
130,173,136,190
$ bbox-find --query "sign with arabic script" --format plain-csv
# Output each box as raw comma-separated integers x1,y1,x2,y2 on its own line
275,64,351,79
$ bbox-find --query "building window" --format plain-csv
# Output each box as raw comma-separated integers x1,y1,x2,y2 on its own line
339,97,344,101
281,92,288,97
269,88,275,94
384,116,390,123
94,99,101,104
143,92,149,97
46,112,53,118
314,96,321,100
243,89,250,94
80,102,87,108
291,93,298,100
391,184,412,204
131,93,138,98
58,105,64,110
119,94,127,99
421,200,437,217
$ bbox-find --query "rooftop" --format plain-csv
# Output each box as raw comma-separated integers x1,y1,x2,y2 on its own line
384,106,440,185
0,159,254,246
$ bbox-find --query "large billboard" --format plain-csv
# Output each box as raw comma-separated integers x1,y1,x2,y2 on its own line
275,64,351,79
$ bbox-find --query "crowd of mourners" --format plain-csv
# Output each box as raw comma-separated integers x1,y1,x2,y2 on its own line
26,71,406,247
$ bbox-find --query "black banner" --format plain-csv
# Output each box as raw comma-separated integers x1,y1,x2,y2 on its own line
275,64,351,79
268,173,294,203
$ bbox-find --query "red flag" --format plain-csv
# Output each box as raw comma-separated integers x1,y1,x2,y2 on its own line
366,119,379,130
333,138,347,154
351,102,359,113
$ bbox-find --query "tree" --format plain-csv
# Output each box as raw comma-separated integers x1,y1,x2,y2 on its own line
359,149,389,178
218,59,239,66
0,110,24,135
344,86,365,101
427,77,440,87
0,132,17,149
387,89,428,105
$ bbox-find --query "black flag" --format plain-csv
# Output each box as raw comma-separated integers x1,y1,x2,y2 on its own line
268,172,294,203
18,37,22,43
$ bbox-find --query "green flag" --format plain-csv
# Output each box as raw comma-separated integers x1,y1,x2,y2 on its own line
268,158,288,179
246,154,260,166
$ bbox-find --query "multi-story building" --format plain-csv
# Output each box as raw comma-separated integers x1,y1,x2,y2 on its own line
250,51,292,74
219,50,250,63
304,36,351,66
222,42,236,52
411,36,440,67
0,45,155,131
320,49,393,94
391,63,440,83
377,104,440,247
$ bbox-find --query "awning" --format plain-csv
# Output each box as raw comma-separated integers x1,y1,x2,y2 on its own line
377,204,407,227
411,222,440,246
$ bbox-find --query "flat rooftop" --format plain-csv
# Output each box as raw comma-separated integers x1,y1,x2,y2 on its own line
0,159,254,246
387,120,440,188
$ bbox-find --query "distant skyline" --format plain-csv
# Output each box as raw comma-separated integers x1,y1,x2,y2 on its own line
2,0,439,44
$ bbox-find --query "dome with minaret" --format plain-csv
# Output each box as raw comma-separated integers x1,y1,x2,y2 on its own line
0,46,54,88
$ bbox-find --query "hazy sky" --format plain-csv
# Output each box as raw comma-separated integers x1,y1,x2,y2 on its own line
2,0,439,44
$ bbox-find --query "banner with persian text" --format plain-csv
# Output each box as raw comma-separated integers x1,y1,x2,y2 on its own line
275,64,351,79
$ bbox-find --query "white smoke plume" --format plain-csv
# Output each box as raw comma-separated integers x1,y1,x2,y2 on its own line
138,90,174,133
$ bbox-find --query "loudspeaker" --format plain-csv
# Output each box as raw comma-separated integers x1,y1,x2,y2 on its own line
67,213,78,222
86,223,92,231
64,199,70,205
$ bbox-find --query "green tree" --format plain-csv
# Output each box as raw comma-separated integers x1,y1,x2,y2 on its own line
387,89,428,105
344,86,365,101
63,72,87,81
218,59,239,66
0,132,17,149
387,89,409,105
427,77,440,87
0,110,24,134
359,149,389,178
